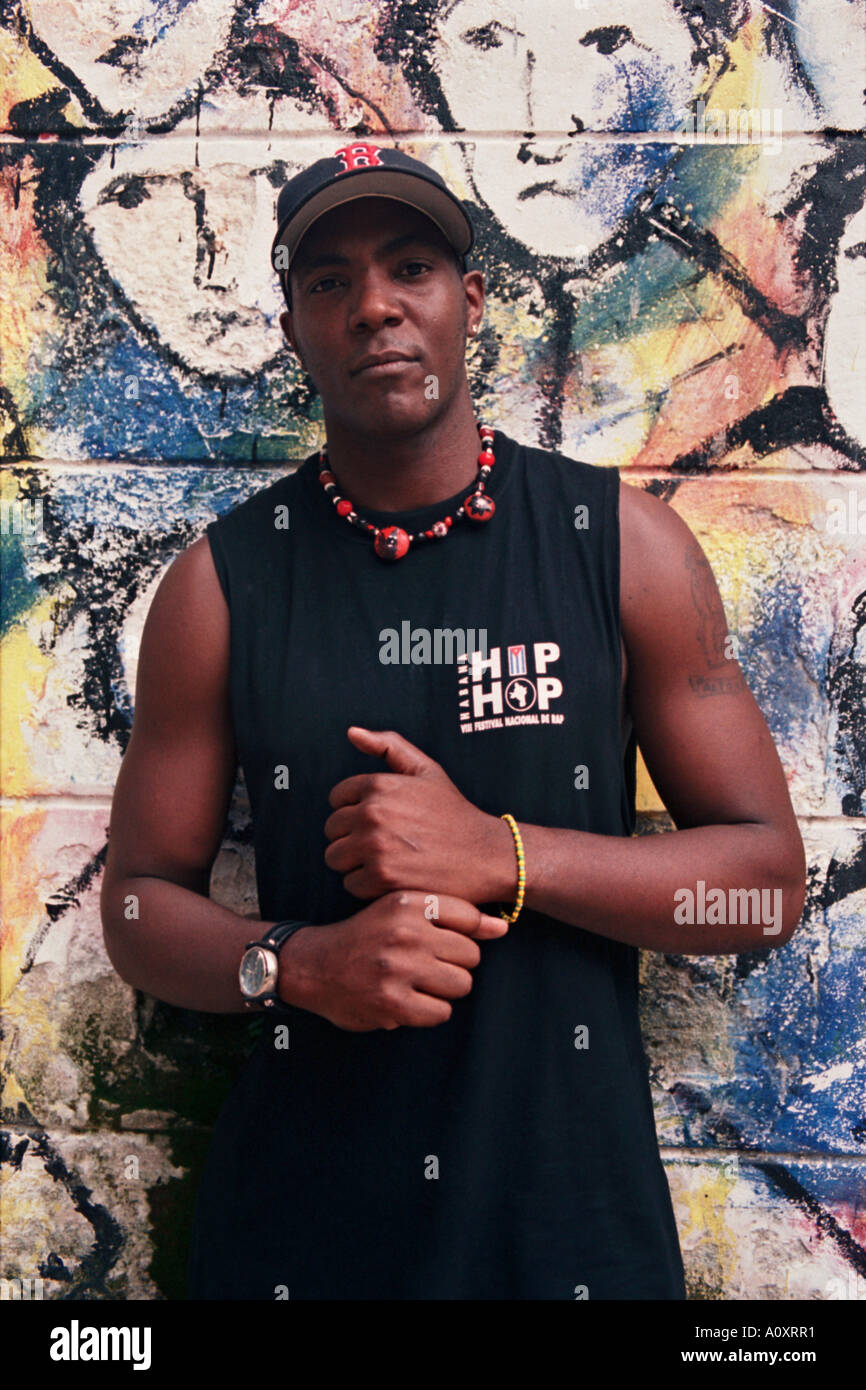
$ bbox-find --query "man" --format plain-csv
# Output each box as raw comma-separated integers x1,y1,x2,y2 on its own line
100,143,806,1300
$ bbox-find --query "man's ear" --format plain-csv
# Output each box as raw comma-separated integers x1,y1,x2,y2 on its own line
280,309,305,367
463,269,485,337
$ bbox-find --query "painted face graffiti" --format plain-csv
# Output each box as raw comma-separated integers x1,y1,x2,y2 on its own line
23,0,239,122
79,129,335,378
432,0,703,257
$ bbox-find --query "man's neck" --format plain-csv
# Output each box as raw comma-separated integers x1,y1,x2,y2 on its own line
320,395,484,513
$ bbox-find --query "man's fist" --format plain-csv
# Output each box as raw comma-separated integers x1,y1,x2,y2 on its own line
280,889,508,1032
324,726,516,905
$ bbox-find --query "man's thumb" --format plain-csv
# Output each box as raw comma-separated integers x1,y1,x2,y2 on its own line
346,726,435,775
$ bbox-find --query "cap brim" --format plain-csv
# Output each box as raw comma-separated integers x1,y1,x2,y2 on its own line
271,168,473,271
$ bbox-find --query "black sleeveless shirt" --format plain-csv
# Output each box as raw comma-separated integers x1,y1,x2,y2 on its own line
187,430,685,1300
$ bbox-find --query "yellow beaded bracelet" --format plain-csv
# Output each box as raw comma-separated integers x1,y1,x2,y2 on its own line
499,813,526,923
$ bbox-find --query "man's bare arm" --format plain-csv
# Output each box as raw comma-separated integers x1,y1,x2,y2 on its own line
99,535,320,1013
480,480,807,953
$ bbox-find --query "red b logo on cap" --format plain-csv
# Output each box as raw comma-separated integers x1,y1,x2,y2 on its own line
334,142,383,174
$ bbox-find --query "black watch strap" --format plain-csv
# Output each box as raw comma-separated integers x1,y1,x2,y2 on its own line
254,918,311,952
244,918,312,1014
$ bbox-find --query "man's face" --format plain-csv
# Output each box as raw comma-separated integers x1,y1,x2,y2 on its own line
280,197,483,439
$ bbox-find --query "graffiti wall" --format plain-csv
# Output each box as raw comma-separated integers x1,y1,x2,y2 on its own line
1,0,864,1300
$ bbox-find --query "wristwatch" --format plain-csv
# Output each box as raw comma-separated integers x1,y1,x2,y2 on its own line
238,919,311,1014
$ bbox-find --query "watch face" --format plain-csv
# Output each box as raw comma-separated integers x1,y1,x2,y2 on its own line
239,947,268,997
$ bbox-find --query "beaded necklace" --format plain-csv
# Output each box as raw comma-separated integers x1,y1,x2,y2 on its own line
318,423,496,561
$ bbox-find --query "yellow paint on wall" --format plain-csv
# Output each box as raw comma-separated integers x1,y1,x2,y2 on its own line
677,1165,740,1285
634,295,753,391
0,1067,30,1115
0,592,56,797
0,26,58,124
0,166,56,426
701,15,768,113
3,978,67,1085
635,744,665,813
0,807,47,1000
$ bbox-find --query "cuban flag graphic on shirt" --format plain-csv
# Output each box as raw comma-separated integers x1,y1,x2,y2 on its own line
507,645,526,676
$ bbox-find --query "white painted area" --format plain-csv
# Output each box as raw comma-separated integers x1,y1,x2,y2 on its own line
801,1061,855,1091
791,0,866,129
26,0,238,120
824,203,866,449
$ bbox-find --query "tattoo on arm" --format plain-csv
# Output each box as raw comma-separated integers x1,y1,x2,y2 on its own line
684,541,747,697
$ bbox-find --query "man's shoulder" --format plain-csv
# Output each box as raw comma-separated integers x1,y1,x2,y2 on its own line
618,477,692,556
617,477,709,645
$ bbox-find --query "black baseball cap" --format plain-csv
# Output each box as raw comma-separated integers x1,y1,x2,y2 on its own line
271,142,475,283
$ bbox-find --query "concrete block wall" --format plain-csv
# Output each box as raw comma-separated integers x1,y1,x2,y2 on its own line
1,0,864,1300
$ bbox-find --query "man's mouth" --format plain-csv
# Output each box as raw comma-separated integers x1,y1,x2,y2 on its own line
351,351,420,376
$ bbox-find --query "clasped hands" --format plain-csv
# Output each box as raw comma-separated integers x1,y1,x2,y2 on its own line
323,726,513,908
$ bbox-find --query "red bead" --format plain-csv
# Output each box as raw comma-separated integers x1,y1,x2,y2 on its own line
465,493,495,521
374,526,411,560
320,469,336,486
478,450,495,467
336,498,353,516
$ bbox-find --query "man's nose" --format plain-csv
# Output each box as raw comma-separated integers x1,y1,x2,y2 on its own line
347,266,403,332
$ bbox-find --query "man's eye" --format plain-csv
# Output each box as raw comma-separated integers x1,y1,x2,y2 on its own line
309,275,343,293
401,261,431,277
